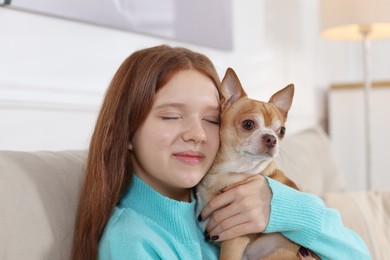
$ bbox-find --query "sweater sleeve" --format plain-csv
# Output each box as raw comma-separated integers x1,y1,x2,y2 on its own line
263,177,371,260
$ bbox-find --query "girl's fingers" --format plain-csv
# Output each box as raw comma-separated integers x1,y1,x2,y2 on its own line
200,188,235,221
207,211,262,241
202,175,271,239
205,196,250,232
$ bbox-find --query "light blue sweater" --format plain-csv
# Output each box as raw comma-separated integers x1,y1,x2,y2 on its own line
265,177,371,259
99,176,370,259
98,175,219,260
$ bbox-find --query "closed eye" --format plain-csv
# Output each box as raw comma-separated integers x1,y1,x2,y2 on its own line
203,115,220,125
204,119,220,125
161,116,181,120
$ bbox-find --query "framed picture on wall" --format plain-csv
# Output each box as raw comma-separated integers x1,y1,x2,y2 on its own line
1,0,11,5
5,0,233,50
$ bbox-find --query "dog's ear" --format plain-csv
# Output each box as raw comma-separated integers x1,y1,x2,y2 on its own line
269,84,294,118
219,68,247,111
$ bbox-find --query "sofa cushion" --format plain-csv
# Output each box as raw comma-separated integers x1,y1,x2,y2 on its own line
0,150,86,260
275,126,346,196
324,191,390,259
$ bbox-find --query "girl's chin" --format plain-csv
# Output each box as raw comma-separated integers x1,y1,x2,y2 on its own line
180,174,204,188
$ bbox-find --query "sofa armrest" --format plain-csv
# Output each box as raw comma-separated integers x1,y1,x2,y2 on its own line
324,191,390,259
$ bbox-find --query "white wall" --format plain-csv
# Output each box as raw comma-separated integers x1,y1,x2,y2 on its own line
1,0,390,154
0,6,230,151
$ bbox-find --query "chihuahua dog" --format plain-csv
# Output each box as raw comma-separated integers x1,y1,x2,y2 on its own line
196,68,313,260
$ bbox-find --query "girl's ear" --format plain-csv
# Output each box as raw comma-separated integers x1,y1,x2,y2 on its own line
219,68,247,111
128,143,133,151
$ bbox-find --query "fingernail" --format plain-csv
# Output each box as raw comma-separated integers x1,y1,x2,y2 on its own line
205,235,210,241
197,214,202,221
211,235,219,241
299,246,309,257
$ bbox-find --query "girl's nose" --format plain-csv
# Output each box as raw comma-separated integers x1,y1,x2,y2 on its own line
182,120,207,143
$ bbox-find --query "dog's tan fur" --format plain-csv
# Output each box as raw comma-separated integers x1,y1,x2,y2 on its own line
196,68,315,260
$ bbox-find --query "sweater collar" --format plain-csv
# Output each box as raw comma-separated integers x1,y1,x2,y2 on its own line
119,175,200,243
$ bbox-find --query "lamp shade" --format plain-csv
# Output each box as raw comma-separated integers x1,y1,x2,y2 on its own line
320,0,390,40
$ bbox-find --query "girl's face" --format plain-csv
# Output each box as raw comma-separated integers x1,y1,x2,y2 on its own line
129,69,220,202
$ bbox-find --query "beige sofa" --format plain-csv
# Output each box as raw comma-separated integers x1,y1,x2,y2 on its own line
1,127,389,259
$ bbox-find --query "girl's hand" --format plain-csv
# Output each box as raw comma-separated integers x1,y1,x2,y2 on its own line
200,175,272,241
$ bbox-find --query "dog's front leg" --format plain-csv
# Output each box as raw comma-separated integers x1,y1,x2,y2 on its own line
219,235,254,260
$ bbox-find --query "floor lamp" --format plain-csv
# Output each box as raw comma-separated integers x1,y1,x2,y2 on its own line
320,0,390,190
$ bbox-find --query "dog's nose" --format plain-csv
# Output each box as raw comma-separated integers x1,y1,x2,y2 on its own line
263,134,277,148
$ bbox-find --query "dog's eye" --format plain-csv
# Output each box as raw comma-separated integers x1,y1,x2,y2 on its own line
242,120,255,130
279,126,286,136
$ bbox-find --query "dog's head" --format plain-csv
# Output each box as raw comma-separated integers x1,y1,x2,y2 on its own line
216,68,294,175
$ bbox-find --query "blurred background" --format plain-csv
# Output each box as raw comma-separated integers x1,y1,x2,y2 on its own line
1,0,389,191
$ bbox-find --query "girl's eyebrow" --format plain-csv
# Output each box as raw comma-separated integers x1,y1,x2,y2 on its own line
154,103,219,111
154,103,186,109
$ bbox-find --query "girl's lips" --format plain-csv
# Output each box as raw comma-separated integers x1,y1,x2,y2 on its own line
173,151,205,165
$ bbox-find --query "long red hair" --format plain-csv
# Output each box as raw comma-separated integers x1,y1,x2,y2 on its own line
71,45,220,260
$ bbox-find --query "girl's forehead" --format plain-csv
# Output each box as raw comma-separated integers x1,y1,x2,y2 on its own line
153,70,220,106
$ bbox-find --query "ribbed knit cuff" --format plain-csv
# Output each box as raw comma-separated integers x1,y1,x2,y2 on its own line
264,177,325,245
